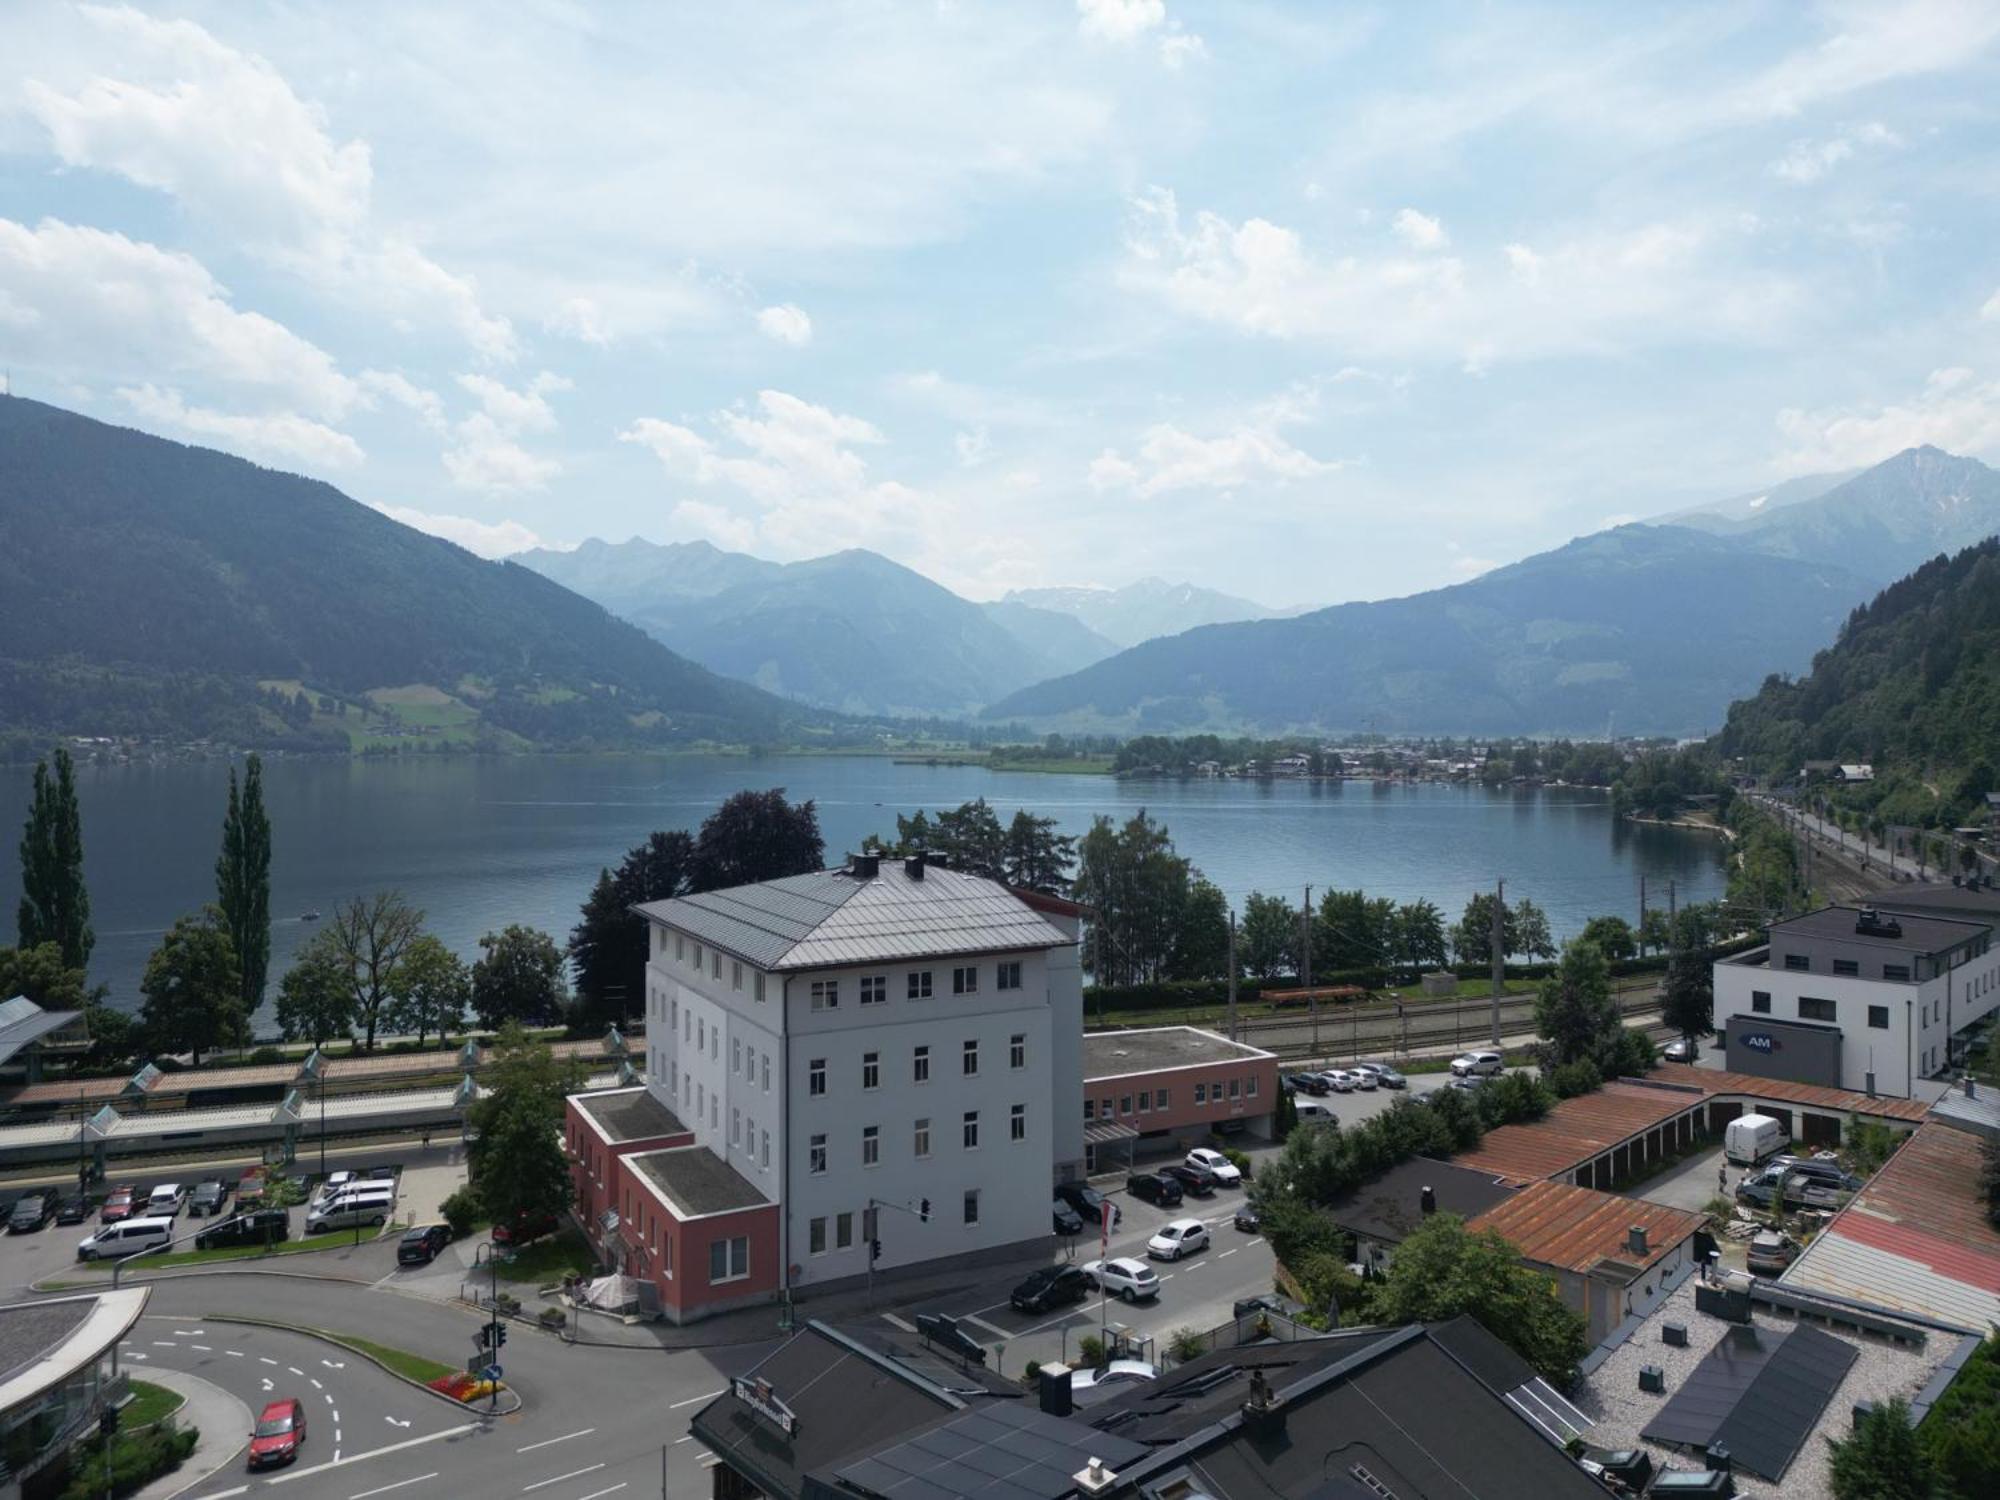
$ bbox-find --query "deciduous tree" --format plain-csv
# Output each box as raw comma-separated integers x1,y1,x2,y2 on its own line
691,789,823,892
472,925,568,1029
17,746,92,971
326,891,426,1051
139,906,245,1065
1578,915,1636,962
1534,938,1619,1067
386,934,471,1045
1238,892,1298,980
466,1023,587,1233
273,932,356,1047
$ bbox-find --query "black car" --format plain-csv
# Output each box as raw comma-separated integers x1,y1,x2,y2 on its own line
55,1193,91,1225
1011,1264,1093,1314
1125,1172,1184,1208
195,1208,291,1251
397,1224,452,1265
8,1188,58,1233
1233,1203,1261,1233
1287,1072,1330,1097
1233,1292,1286,1320
1161,1164,1215,1198
189,1180,230,1217
1052,1200,1084,1237
1055,1182,1121,1226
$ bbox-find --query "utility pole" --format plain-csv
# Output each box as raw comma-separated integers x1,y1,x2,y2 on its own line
1668,878,1677,931
1638,874,1646,953
1226,912,1239,1042
1489,878,1505,1046
1301,885,1314,1051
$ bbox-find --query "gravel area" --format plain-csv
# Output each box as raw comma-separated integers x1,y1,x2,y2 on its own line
1576,1275,1951,1499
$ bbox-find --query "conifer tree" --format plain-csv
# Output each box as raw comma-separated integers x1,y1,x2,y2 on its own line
17,747,92,972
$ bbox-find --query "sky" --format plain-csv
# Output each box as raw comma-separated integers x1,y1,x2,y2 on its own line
3,1,1999,609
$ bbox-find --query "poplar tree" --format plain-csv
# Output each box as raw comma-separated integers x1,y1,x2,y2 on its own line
216,755,273,1014
17,747,93,972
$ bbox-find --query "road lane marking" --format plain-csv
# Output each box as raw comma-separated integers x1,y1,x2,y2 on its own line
517,1428,595,1453
312,1378,323,1389
673,1435,695,1445
962,1314,1012,1342
289,1366,305,1376
385,1417,411,1429
191,1343,213,1351
152,1340,177,1347
261,1422,480,1486
323,1358,347,1369
333,1410,341,1424
1219,1248,1238,1258
880,1313,917,1332
260,1357,278,1365
260,1378,275,1392
668,1390,724,1409
336,1429,343,1443
576,1486,627,1500
226,1349,245,1357
174,1328,205,1335
350,1475,437,1499
203,1487,249,1499
522,1463,604,1492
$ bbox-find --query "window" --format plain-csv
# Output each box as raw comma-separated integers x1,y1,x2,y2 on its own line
731,1108,740,1146
711,1028,719,1061
1194,1083,1207,1104
1011,1103,1026,1141
997,961,1022,991
953,966,979,995
1010,1034,1025,1069
760,1129,771,1170
914,1045,931,1083
696,1082,704,1116
914,1118,931,1157
963,1111,979,1149
1120,1094,1133,1114
684,1011,691,1042
709,1236,748,1283
963,1190,980,1226
860,975,887,1005
1799,996,1837,1023
712,951,721,980
693,942,704,970
1136,1092,1149,1114
675,933,685,961
1155,1088,1168,1110
908,970,933,1000
1100,1097,1113,1118
1784,953,1810,971
963,1039,979,1076
809,1059,826,1097
697,1017,705,1050
810,1134,828,1173
836,1212,853,1250
1883,963,1911,981
809,1217,828,1255
1082,1099,1095,1121
1228,1078,1240,1100
1247,1074,1259,1097
811,979,839,1011
711,1096,719,1129
1751,991,1771,1014
732,961,743,991
863,1125,880,1166
1868,1005,1890,1029
731,1037,741,1075
863,1052,879,1090
756,972,767,1003
761,1055,771,1092
1833,959,1860,977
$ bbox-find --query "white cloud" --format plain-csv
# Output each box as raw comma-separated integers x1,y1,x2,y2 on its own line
1392,208,1448,251
455,371,567,434
668,498,759,553
117,383,363,470
1158,27,1208,70
756,304,813,345
1776,367,2000,470
0,216,357,416
443,412,560,493
1772,121,1901,182
955,426,993,467
1980,287,2000,322
358,370,447,432
1089,397,1346,499
1448,554,1499,579
375,503,548,558
1077,0,1166,44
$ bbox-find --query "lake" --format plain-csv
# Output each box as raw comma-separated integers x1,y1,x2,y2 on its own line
0,754,1727,1024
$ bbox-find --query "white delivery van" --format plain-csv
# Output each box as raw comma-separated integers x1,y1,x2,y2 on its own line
305,1186,395,1234
78,1215,175,1260
1724,1112,1789,1166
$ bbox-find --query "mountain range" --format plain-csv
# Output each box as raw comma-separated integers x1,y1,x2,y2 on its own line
1001,578,1291,648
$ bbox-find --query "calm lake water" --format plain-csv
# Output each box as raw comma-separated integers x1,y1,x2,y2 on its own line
0,754,1726,1023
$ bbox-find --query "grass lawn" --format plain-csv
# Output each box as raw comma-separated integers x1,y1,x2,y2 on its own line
129,1228,382,1271
120,1380,186,1428
494,1228,595,1285
295,1329,457,1385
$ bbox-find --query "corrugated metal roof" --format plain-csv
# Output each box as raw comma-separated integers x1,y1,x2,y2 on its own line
1453,1082,1703,1184
639,864,1071,972
1650,1063,1931,1122
1470,1180,1705,1276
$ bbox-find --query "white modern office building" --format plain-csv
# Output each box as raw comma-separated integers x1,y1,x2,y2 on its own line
598,852,1084,1315
1713,904,2000,1098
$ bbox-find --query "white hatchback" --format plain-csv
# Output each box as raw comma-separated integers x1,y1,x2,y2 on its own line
1185,1148,1242,1186
1147,1218,1211,1261
1082,1256,1162,1302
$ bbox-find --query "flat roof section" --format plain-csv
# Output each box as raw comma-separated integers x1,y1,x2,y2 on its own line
0,1288,149,1413
1452,1081,1703,1184
630,1146,771,1221
1471,1180,1704,1277
1323,1157,1516,1245
1769,903,1992,956
574,1087,687,1144
1082,1026,1274,1081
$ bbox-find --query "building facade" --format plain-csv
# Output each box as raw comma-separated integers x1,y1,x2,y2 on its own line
1080,1027,1282,1169
1713,905,1999,1098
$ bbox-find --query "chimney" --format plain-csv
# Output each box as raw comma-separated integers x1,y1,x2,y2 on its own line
1964,1075,1978,1100
905,852,927,880
1073,1458,1118,1497
848,853,880,879
1039,1363,1074,1419
1240,1369,1285,1439
1628,1224,1649,1258
1419,1185,1436,1216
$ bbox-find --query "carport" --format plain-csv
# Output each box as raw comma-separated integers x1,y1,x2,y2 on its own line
1082,1120,1137,1176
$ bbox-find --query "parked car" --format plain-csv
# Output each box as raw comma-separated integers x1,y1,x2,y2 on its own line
1185,1148,1242,1186
1233,1292,1287,1320
1233,1203,1261,1233
1161,1164,1215,1198
55,1193,90,1225
312,1171,359,1203
1320,1069,1356,1093
1447,1073,1489,1091
397,1224,452,1265
1451,1051,1504,1077
195,1209,291,1251
1353,1062,1407,1090
1052,1200,1084,1237
1662,1037,1699,1063
236,1170,266,1207
1769,1156,1863,1194
1347,1066,1378,1091
8,1188,58,1233
306,1187,396,1234
1010,1264,1093,1313
1070,1359,1158,1401
146,1183,188,1217
1055,1182,1122,1227
1747,1229,1801,1276
1082,1256,1161,1303
189,1180,230,1217
77,1216,174,1261
247,1397,307,1468
1287,1072,1330,1097
492,1209,560,1247
1126,1172,1184,1208
1146,1217,1211,1261
99,1184,138,1224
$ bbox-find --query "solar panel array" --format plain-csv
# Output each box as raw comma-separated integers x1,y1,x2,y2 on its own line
1641,1323,1857,1481
833,1403,1147,1500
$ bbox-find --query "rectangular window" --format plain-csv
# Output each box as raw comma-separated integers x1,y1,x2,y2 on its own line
811,979,839,1011
963,1190,980,1226
693,942,704,970
712,952,721,980
1155,1088,1168,1109
863,1125,880,1166
675,933,685,961
731,1037,741,1075
914,1118,931,1158
697,1017,704,1050
711,1096,718,1129
1799,996,1837,1023
1010,1034,1025,1069
1010,1103,1026,1141
711,1028,718,1061
1883,963,1911,981
908,970,933,1000
1082,1098,1095,1121
1100,1096,1113,1118
1751,991,1771,1014
809,1217,827,1255
860,975,887,1005
836,1212,853,1250
731,1107,740,1146
953,966,979,995
809,1058,826,1096
755,972,767,1003
913,1045,931,1083
1135,1092,1149,1114
963,1111,979,1149
761,1055,770,1092
810,1134,827,1173
1120,1094,1133,1114
1868,1005,1890,1029
684,1011,692,1042
997,961,1022,991
732,961,743,991
863,1052,880,1090
1228,1078,1240,1099
1784,953,1810,971
1194,1082,1207,1104
963,1039,979,1076
1833,959,1860,977
709,1236,748,1283
761,1129,771,1170
1247,1074,1259,1097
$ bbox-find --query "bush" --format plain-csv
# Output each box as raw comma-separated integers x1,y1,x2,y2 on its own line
1167,1327,1206,1363
440,1185,482,1238
538,1306,567,1329
1548,1058,1602,1098
248,1046,287,1065
1076,1334,1107,1370
1220,1147,1251,1178
57,1423,198,1500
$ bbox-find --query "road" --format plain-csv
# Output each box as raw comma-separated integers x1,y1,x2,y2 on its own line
1754,793,1994,885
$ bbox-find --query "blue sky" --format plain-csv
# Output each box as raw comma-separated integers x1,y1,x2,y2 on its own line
3,1,1998,608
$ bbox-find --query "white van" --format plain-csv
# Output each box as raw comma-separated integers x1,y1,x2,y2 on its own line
1724,1112,1789,1166
78,1215,175,1260
147,1183,187,1216
1293,1099,1337,1126
305,1187,394,1234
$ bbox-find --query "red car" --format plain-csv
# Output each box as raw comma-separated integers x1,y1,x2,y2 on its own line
247,1398,306,1468
99,1185,138,1224
237,1170,266,1208
492,1210,559,1247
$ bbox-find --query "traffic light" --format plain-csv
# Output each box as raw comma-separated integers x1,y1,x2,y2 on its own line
99,1407,119,1439
870,1238,882,1264
495,1323,508,1348
918,1198,931,1223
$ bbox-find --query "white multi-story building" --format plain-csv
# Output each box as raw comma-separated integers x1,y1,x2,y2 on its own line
1713,904,1999,1099
568,852,1083,1321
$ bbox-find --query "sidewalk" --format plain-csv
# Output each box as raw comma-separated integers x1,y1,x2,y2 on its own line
127,1366,250,1500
